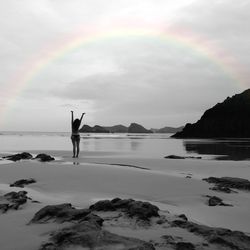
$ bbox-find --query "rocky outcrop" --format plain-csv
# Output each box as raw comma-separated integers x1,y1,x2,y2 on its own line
171,219,250,250
35,154,55,162
3,152,32,161
89,198,159,220
203,176,250,191
10,178,36,188
173,89,250,138
39,221,155,250
30,203,91,224
128,123,153,133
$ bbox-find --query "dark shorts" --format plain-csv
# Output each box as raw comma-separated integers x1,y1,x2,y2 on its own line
71,134,80,142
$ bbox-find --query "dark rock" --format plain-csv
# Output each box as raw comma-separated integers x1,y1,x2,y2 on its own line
164,155,201,160
39,221,155,250
3,152,32,161
171,219,250,250
128,123,153,133
10,178,36,188
210,185,236,193
79,213,104,226
0,191,29,212
206,195,232,207
178,214,188,221
35,154,55,162
30,203,91,223
89,198,159,220
203,176,250,191
176,242,195,250
172,89,250,138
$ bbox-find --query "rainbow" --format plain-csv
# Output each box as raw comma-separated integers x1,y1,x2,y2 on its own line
1,26,247,124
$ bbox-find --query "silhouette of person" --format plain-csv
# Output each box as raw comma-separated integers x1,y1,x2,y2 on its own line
71,111,85,158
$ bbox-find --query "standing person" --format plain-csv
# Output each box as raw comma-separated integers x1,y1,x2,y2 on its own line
71,111,85,158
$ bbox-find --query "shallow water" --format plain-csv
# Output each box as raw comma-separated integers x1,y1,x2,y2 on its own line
0,131,250,160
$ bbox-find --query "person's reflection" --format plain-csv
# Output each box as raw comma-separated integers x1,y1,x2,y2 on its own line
130,140,140,151
73,161,80,166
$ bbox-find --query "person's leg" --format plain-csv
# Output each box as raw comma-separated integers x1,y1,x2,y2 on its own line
71,138,76,157
76,139,80,158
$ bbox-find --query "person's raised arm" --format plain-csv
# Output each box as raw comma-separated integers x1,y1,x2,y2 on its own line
80,112,85,124
71,111,74,127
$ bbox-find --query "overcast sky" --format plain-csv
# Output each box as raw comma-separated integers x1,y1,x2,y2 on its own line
0,0,249,131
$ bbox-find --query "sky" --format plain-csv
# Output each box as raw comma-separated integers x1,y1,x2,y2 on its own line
0,0,250,131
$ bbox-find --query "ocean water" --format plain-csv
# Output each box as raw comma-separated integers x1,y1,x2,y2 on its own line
0,131,250,160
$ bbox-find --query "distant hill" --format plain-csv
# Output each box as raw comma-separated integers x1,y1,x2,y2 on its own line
104,125,128,133
128,123,153,133
173,89,250,138
79,125,109,133
152,126,184,133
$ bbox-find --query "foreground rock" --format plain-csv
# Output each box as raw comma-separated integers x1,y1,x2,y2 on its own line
30,203,92,223
35,154,55,162
205,195,233,207
10,178,36,188
171,219,250,250
89,198,159,220
164,155,202,160
0,191,30,212
3,152,32,161
39,221,155,250
203,176,250,191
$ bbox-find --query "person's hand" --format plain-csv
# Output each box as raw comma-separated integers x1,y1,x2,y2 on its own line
71,110,73,113
82,113,86,115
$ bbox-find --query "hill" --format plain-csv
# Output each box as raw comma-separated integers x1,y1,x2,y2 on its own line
173,89,250,138
128,123,153,133
152,126,184,133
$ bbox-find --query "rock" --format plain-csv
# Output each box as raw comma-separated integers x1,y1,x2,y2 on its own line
10,178,36,188
209,185,236,193
164,155,201,160
39,221,155,250
128,123,153,133
172,89,250,138
0,191,29,212
206,195,232,207
35,154,55,162
203,176,250,191
30,203,91,224
178,214,188,221
89,198,159,220
176,242,195,250
3,152,32,161
79,124,109,133
171,220,250,250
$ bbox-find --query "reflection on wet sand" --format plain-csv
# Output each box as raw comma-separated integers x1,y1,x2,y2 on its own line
184,139,250,160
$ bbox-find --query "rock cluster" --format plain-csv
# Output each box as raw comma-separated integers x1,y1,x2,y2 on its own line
164,155,202,160
0,190,30,212
89,197,159,220
35,153,55,162
203,176,250,191
171,219,250,250
205,195,232,207
31,199,159,250
3,152,32,161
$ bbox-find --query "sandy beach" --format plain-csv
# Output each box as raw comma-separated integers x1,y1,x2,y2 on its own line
0,143,250,249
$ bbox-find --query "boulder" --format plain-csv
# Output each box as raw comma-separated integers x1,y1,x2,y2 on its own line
3,152,32,161
35,154,55,162
10,178,36,188
30,203,91,224
203,176,250,191
89,198,159,220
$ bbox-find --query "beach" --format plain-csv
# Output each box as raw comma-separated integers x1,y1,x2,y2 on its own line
0,132,250,249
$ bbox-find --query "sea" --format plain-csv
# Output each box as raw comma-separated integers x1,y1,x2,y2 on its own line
1,131,250,160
